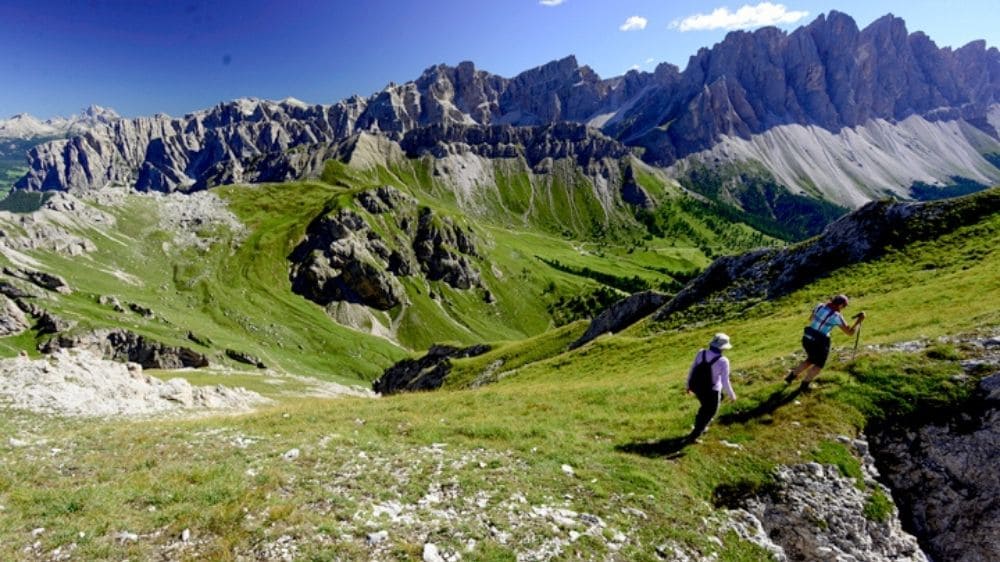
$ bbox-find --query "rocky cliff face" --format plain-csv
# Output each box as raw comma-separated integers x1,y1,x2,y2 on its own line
288,185,482,312
867,338,1000,562
622,12,1000,161
728,448,928,562
570,291,668,349
16,98,365,192
15,12,1000,203
400,122,633,168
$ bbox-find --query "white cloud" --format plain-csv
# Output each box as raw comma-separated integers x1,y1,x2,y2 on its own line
627,64,642,72
645,58,655,64
619,16,648,31
669,2,808,32
539,0,565,6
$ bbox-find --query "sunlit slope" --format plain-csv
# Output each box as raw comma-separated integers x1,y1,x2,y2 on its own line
0,183,406,382
2,189,995,560
451,188,1000,391
0,151,781,380
282,156,778,349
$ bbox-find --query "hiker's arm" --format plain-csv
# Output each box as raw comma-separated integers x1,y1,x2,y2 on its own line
720,360,736,401
838,312,865,336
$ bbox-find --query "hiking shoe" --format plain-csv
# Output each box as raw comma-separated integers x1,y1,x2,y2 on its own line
784,371,797,384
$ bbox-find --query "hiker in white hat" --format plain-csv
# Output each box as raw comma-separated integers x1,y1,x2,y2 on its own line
685,333,737,443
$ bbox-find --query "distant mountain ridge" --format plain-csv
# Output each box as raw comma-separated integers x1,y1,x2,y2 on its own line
10,11,1000,207
0,105,119,139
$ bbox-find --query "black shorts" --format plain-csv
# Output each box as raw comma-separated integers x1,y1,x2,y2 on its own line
802,328,831,367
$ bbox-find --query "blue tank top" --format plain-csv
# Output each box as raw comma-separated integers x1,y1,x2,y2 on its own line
809,304,845,336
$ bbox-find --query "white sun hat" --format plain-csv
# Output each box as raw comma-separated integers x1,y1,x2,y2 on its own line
709,333,733,350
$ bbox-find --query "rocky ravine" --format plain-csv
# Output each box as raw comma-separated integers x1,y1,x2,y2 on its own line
14,12,1000,205
728,437,927,562
866,336,1000,562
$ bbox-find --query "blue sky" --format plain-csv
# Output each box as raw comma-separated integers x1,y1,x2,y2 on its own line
2,1,997,119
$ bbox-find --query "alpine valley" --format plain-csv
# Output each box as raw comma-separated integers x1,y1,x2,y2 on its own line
0,10,998,562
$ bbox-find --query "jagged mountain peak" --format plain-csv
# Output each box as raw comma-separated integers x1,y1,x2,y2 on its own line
11,10,1000,205
80,104,120,121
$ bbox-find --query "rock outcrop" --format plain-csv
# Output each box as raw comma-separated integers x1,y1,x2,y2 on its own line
16,98,363,193
570,291,668,349
0,348,266,417
372,343,491,395
225,349,267,369
289,208,407,311
399,122,633,168
868,348,1000,562
40,328,210,369
655,188,1000,321
0,294,29,336
728,455,927,562
289,186,482,311
3,266,72,294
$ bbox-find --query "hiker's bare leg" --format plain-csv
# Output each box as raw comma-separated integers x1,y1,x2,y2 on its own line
786,360,812,382
801,365,823,383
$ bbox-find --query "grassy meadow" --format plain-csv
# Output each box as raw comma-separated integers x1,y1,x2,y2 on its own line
0,182,996,559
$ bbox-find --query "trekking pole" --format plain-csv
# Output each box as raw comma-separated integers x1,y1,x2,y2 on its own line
851,317,863,360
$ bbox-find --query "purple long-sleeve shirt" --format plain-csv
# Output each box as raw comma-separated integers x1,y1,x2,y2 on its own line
686,348,736,400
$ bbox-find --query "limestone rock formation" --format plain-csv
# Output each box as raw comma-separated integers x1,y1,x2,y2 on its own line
0,294,29,336
372,344,491,395
3,266,72,294
413,206,480,289
289,186,482,312
728,458,927,562
868,358,1000,562
289,208,407,311
399,122,632,168
570,291,669,349
16,98,364,193
40,328,210,369
225,349,267,369
14,12,999,204
0,348,266,417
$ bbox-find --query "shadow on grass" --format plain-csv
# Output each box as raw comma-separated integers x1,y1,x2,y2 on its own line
718,385,802,425
616,436,690,460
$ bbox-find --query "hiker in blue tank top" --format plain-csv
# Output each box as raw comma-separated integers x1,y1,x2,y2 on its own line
685,333,737,443
785,294,865,391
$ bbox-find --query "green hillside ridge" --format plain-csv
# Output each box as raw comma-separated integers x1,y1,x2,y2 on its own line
1,188,996,560
0,152,779,380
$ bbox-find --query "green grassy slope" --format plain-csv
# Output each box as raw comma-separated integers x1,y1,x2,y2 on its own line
1,190,995,560
308,155,780,348
0,183,406,383
0,152,782,382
